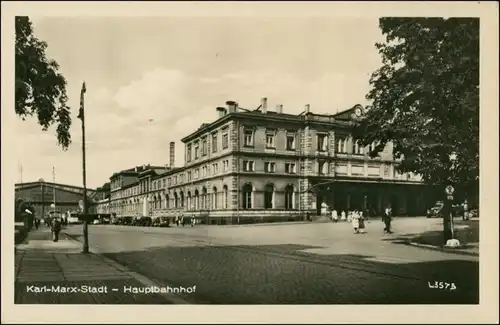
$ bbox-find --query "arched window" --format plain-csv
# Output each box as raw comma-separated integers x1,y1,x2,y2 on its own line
285,185,294,210
165,194,170,209
180,191,184,208
187,191,191,211
194,190,199,210
242,183,253,209
223,185,228,209
337,138,344,153
264,184,274,209
212,187,218,209
158,194,162,210
174,192,178,209
153,196,157,210
202,187,207,210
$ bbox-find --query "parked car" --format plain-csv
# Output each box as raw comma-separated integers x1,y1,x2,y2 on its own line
427,201,444,218
122,216,134,226
92,219,100,225
137,216,153,227
152,217,170,227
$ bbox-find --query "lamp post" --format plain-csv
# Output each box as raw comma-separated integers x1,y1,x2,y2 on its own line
78,81,90,254
445,153,461,248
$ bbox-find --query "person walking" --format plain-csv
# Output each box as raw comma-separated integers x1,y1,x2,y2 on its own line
340,210,346,221
352,210,360,234
383,207,392,234
331,208,338,223
51,217,62,242
191,215,196,227
463,200,469,220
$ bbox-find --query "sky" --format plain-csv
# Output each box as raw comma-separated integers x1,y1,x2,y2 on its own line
14,16,386,188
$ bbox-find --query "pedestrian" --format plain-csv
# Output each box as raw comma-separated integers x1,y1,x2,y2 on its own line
352,210,360,234
191,216,195,227
383,207,392,234
331,208,338,223
51,217,62,242
306,212,311,222
347,211,352,223
181,216,185,227
340,210,346,221
463,200,469,220
359,211,366,234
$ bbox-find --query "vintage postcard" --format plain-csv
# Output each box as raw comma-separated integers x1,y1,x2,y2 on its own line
1,1,498,324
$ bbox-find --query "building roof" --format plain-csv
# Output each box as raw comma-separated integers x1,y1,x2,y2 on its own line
181,104,362,143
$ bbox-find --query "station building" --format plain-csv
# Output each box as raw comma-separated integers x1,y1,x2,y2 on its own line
14,181,98,217
100,98,431,225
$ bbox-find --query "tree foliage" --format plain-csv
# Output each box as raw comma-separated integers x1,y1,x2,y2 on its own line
354,18,479,194
15,16,72,150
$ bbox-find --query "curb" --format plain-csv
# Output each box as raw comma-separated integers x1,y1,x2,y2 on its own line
62,231,192,304
405,241,479,257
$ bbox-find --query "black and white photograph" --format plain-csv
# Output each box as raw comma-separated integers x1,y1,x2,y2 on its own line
2,1,498,324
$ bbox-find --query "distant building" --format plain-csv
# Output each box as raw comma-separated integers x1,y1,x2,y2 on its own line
99,98,432,224
14,181,98,217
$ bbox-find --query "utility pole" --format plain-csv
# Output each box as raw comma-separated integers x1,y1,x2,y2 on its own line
78,81,90,254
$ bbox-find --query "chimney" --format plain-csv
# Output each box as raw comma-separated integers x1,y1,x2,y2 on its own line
276,104,283,114
216,106,226,118
169,142,175,168
134,167,138,172
226,100,236,113
142,164,146,170
305,104,310,114
261,97,268,114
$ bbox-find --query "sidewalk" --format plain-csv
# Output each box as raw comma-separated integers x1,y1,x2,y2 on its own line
404,219,479,256
15,227,182,304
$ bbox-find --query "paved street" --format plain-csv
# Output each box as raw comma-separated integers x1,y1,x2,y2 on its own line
62,217,479,304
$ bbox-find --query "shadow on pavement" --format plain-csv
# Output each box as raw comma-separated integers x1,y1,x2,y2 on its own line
381,219,479,249
100,243,479,305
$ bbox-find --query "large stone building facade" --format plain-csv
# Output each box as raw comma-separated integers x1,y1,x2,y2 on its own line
100,98,431,225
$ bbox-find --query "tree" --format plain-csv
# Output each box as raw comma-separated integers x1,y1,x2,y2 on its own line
353,18,479,200
15,16,72,150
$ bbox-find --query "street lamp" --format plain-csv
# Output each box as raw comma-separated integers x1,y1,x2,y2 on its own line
445,153,461,248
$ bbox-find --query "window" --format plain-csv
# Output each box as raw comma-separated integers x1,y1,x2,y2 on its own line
223,160,229,172
194,169,199,179
264,184,274,209
317,134,328,151
266,130,276,148
194,142,199,159
353,140,364,155
187,144,192,162
244,129,254,147
201,137,207,156
285,185,294,210
162,179,166,188
223,185,228,209
318,161,329,175
222,132,229,149
286,133,296,150
212,187,218,209
243,160,255,172
202,166,207,177
213,163,219,174
242,183,253,209
173,176,177,185
264,162,276,173
285,163,296,174
187,171,191,181
336,137,347,153
212,133,218,153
